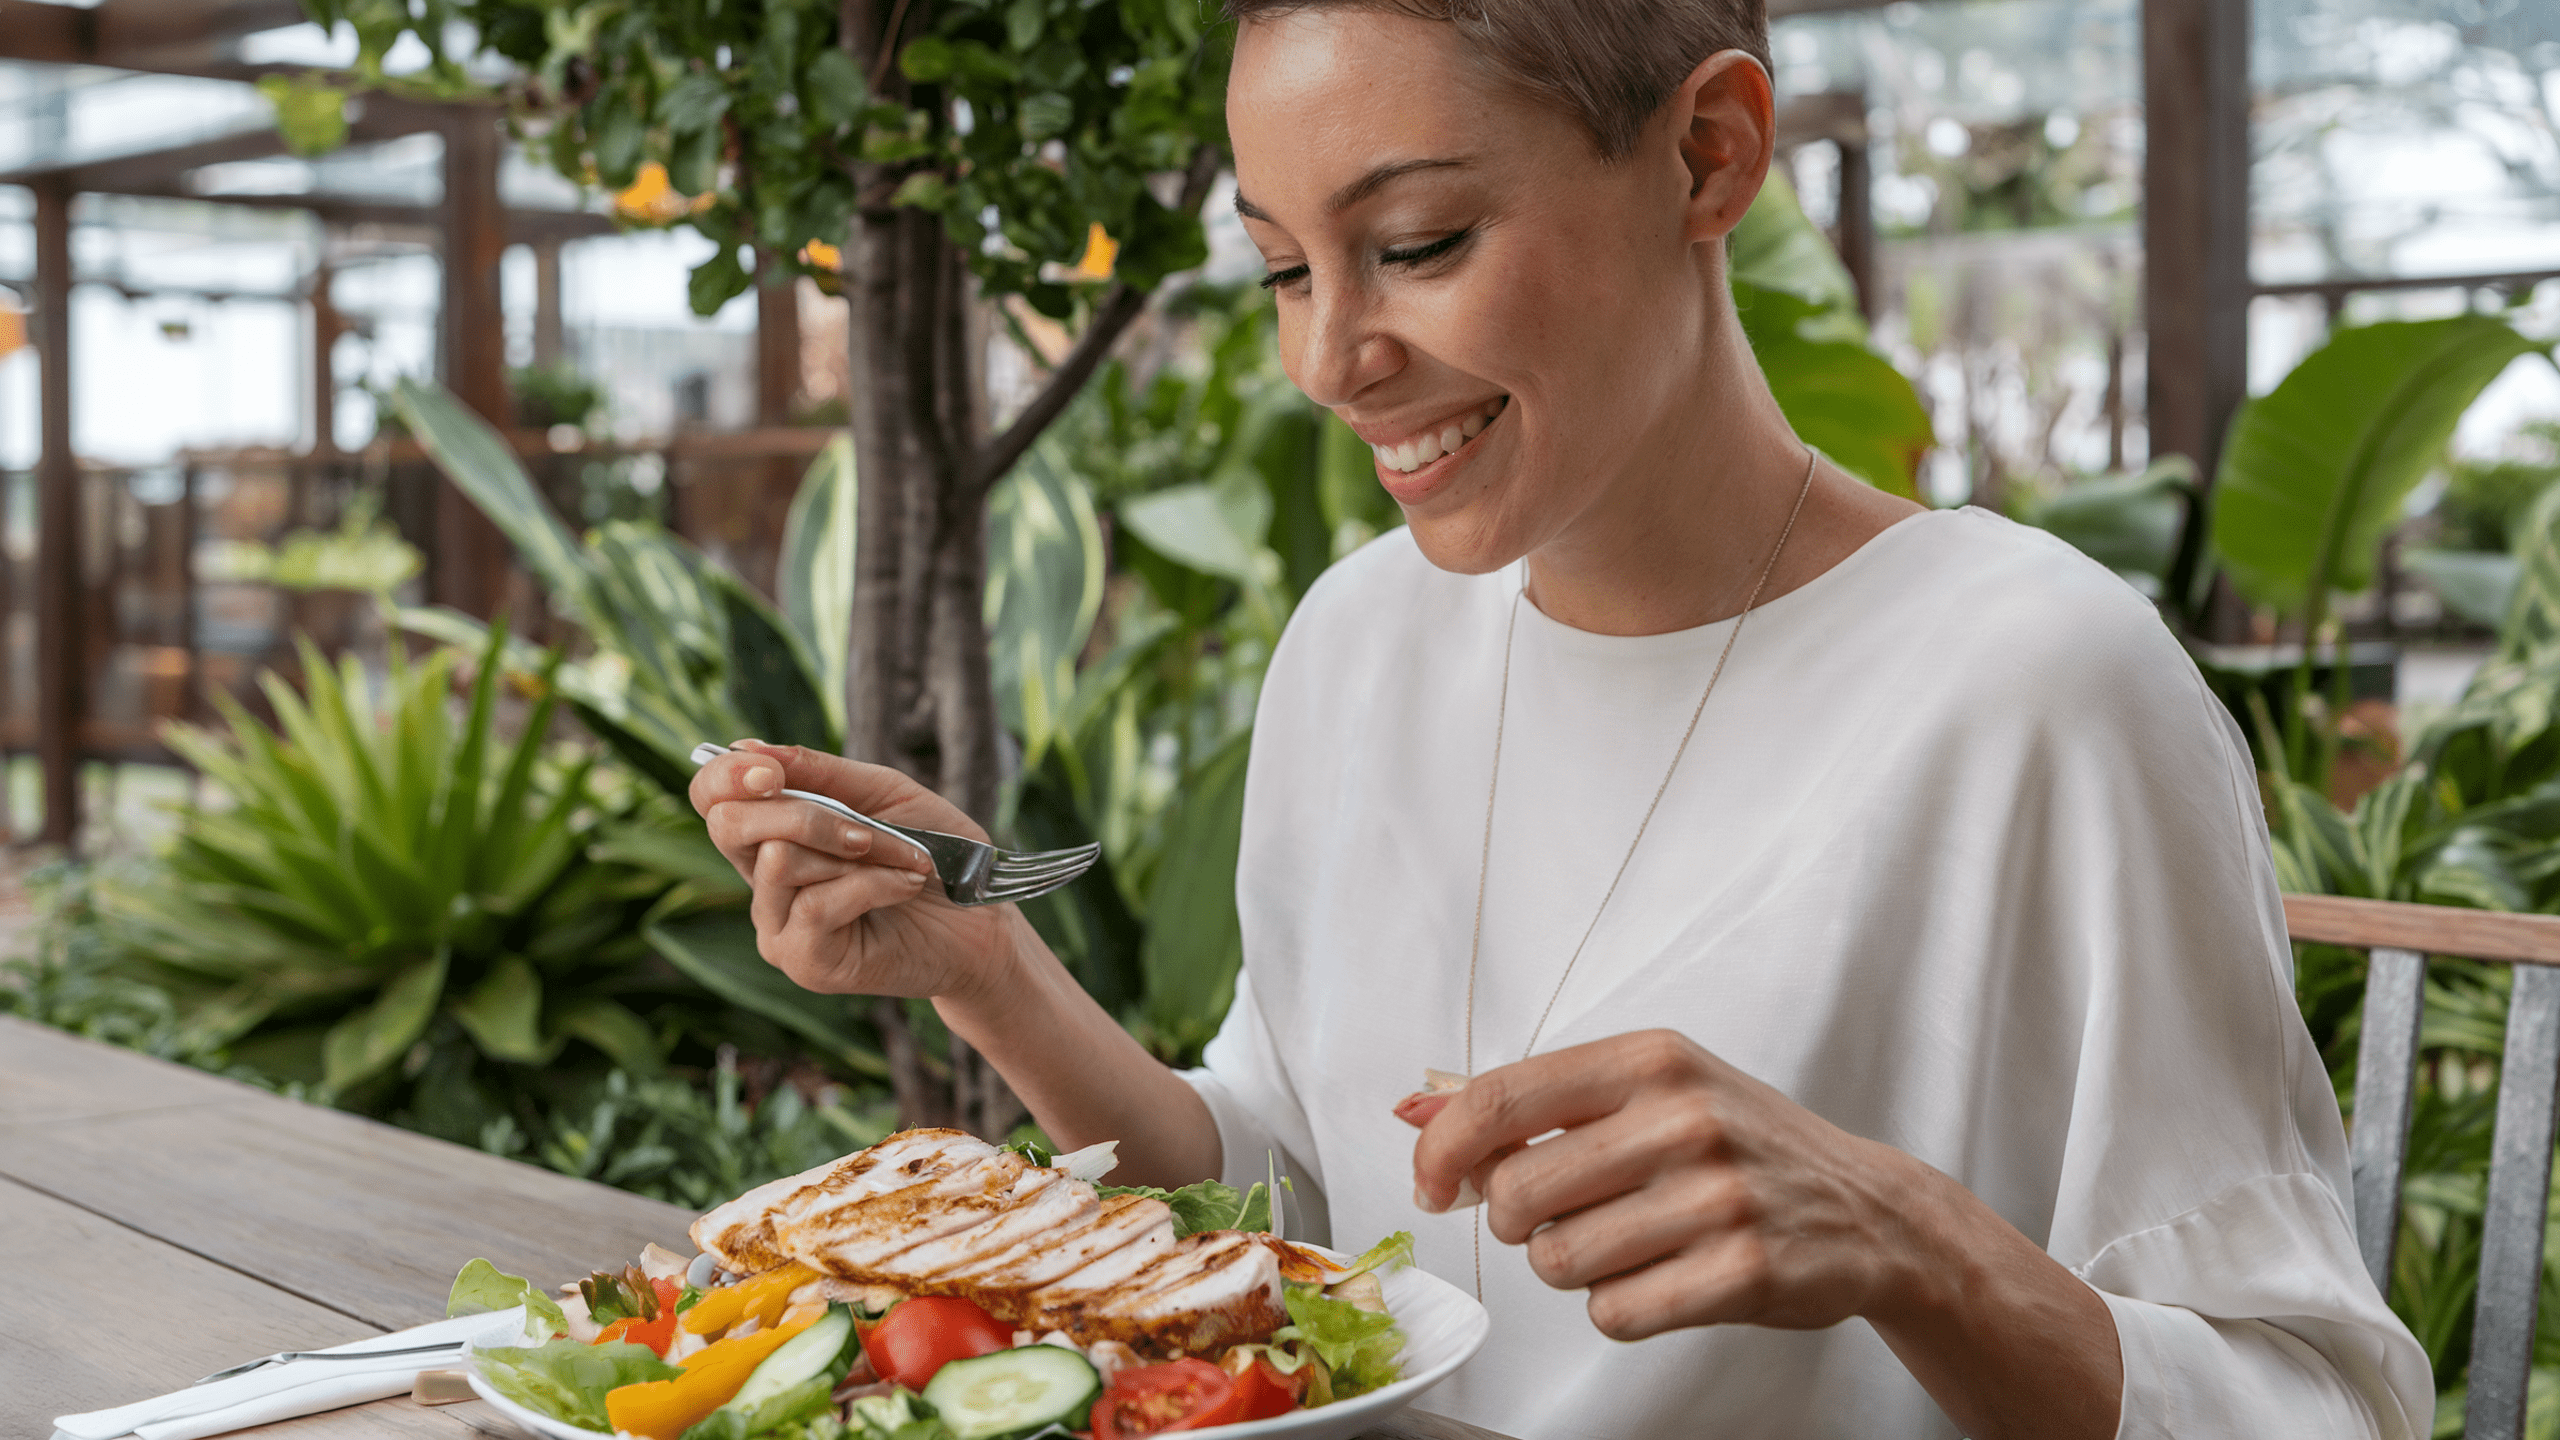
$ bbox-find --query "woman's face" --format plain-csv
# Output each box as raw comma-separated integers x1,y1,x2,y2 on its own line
1229,9,1730,575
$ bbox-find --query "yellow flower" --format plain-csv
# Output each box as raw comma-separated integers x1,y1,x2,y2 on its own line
1075,221,1118,280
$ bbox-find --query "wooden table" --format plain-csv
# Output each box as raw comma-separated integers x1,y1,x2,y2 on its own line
0,1018,1509,1440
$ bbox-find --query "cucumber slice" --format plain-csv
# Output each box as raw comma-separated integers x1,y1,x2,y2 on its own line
725,1305,856,1414
920,1345,1101,1440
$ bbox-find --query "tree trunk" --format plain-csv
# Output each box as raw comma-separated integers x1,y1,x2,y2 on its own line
834,0,1215,1141
838,0,1018,1142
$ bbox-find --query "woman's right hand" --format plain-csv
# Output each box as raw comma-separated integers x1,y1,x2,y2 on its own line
689,740,1022,1001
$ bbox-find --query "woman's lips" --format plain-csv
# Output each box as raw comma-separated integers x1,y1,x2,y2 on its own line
1370,397,1508,500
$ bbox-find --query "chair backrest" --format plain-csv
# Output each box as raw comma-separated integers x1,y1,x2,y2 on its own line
2284,894,2560,1440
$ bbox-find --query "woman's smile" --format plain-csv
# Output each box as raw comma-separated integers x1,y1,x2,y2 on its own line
1357,396,1511,501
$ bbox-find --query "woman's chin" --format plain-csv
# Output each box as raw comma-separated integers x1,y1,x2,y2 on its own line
1400,509,1528,577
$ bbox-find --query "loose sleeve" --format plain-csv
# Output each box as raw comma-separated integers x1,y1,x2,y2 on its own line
1179,966,1335,1245
1937,532,2437,1437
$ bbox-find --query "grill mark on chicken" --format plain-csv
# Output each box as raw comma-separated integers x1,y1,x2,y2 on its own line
702,1129,1287,1357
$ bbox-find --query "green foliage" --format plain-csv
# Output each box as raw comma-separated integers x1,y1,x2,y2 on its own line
391,380,839,790
510,362,609,431
1729,172,1933,498
2010,456,2198,603
480,1053,896,1210
2271,485,2560,1417
297,0,1228,317
2435,422,2560,555
84,625,678,1108
207,491,423,597
2217,317,2553,616
258,74,350,155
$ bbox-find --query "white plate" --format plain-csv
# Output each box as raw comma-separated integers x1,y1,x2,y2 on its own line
464,1254,1489,1440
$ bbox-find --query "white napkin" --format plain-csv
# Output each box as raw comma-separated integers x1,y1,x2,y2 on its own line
53,1307,528,1440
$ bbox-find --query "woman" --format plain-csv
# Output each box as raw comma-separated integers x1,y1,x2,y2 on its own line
693,3,2430,1435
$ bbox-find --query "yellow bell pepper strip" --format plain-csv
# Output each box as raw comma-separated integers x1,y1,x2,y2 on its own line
606,1311,819,1439
680,1261,821,1337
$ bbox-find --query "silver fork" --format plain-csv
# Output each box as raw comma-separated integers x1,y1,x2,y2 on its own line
689,743,1101,907
196,1341,465,1385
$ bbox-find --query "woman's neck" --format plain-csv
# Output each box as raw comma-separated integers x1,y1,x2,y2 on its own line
1518,302,1926,638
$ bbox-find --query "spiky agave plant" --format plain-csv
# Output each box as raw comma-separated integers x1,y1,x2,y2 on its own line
96,622,669,1112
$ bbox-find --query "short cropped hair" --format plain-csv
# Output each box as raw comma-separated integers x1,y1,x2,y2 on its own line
1223,0,1772,161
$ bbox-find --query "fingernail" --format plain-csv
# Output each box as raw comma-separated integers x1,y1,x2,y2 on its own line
1451,1177,1484,1211
744,765,779,795
843,826,869,852
903,868,928,886
734,737,766,749
1414,1183,1446,1215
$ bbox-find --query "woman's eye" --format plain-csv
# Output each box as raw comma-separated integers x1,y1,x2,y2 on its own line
1258,263,1311,292
1379,229,1472,269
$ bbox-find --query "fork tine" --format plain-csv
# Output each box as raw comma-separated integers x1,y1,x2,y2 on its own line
991,841,1101,872
991,847,1102,882
978,858,1101,905
993,841,1102,869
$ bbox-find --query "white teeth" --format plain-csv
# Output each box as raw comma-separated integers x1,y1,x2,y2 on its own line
1461,415,1484,439
1417,433,1443,464
1439,424,1465,453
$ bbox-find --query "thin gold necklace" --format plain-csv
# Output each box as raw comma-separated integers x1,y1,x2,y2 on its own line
1460,449,1819,1299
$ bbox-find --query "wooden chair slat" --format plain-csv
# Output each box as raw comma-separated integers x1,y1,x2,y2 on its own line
2461,962,2560,1440
2349,947,2428,1293
2283,894,2560,966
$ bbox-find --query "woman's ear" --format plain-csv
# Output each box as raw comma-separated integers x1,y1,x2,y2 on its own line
1674,50,1777,244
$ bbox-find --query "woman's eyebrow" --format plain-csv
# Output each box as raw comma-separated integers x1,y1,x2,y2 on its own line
1232,156,1476,224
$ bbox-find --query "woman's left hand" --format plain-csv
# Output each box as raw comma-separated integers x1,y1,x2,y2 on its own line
1406,1029,2122,1439
1406,1028,1929,1339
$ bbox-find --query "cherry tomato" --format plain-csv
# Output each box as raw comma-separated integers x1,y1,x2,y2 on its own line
1231,1359,1305,1421
1090,1359,1243,1437
860,1296,1013,1390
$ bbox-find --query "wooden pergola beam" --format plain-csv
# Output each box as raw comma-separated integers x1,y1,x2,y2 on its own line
0,0,307,72
32,177,79,849
433,105,515,620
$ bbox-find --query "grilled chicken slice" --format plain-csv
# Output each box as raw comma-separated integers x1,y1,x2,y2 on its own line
692,1128,988,1274
693,1129,1295,1358
782,1153,1054,1277
1024,1229,1286,1355
934,1192,1173,1291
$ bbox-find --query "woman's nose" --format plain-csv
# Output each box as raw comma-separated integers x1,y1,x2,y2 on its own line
1286,282,1402,409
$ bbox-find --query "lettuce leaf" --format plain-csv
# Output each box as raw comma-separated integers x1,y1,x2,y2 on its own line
1332,1230,1413,1283
448,1257,569,1338
1095,1178,1270,1237
474,1338,680,1430
1274,1286,1404,1400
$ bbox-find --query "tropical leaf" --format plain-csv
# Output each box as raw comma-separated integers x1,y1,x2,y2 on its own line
643,912,887,1077
2015,457,2199,599
322,952,450,1091
1140,731,1253,1042
1729,168,1863,323
776,435,858,732
2405,549,2520,630
2214,315,2553,612
988,450,1108,755
710,569,835,751
391,380,585,597
1736,284,1932,498
450,954,556,1064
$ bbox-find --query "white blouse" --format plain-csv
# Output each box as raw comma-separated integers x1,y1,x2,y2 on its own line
1181,509,2432,1439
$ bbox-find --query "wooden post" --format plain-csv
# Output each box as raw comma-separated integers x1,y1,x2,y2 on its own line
1836,129,1876,324
756,251,801,427
2147,0,2251,626
434,106,514,618
532,239,564,369
32,176,79,851
309,259,339,455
